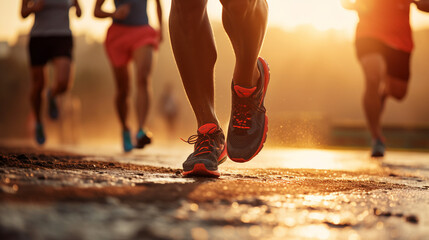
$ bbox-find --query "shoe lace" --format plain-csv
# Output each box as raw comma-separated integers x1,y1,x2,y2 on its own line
232,97,265,129
181,127,222,156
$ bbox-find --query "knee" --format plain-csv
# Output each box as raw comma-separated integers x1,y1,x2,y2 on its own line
57,82,69,94
220,0,256,16
364,76,380,93
363,67,382,84
137,77,149,90
138,66,151,84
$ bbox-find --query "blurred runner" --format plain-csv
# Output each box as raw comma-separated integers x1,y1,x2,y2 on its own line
21,0,82,145
341,0,429,157
159,82,179,137
94,0,163,152
169,0,270,177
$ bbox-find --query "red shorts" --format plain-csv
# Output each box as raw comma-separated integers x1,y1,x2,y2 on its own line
105,24,159,67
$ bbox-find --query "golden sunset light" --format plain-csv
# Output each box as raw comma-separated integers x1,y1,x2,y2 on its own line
1,1,429,239
1,0,428,43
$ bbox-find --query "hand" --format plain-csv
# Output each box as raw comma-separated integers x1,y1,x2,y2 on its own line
75,0,82,18
112,4,130,20
76,8,82,17
31,0,44,12
413,0,429,11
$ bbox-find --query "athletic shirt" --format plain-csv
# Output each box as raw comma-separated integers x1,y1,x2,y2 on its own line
355,0,413,52
113,0,149,26
30,0,73,36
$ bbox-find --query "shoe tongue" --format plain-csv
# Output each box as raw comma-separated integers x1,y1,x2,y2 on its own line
234,85,256,98
198,123,218,134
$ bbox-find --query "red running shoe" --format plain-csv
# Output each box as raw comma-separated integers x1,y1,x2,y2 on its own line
182,123,227,177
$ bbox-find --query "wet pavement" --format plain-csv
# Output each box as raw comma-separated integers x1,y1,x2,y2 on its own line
0,144,428,240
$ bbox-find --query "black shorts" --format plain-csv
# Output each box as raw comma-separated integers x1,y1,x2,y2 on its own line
355,38,411,81
28,35,73,66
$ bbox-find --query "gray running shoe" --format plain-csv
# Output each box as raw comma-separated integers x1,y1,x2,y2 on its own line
227,57,270,162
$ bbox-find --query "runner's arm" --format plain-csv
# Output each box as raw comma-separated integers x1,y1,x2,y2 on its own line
414,0,429,12
74,0,82,18
94,0,130,20
21,0,44,18
94,0,113,18
155,0,163,43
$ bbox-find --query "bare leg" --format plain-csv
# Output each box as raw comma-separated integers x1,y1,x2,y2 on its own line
51,57,72,97
112,65,131,131
360,54,386,141
169,0,218,127
133,45,153,129
30,66,46,123
221,0,268,87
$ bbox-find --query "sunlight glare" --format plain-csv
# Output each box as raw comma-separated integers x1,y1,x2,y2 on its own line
269,0,357,34
266,148,378,170
293,225,331,239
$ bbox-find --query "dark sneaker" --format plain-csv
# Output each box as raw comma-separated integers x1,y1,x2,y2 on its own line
371,139,385,157
135,129,151,149
47,90,59,120
123,130,133,152
182,123,227,177
227,57,270,162
35,122,46,145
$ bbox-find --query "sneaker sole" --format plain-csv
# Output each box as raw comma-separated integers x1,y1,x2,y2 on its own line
135,137,151,149
135,143,150,149
182,163,220,178
229,57,270,163
371,152,384,158
183,148,227,178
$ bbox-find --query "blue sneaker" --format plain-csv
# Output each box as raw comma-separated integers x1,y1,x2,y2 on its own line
35,123,45,145
123,130,133,152
47,90,58,120
371,139,385,157
135,129,151,149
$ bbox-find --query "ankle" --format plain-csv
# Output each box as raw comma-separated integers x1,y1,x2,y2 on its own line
234,60,262,88
137,128,146,138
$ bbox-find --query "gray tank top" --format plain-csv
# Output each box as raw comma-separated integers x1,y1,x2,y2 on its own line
30,0,72,36
113,0,148,26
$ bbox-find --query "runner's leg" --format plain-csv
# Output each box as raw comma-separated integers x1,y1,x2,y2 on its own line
51,57,72,97
133,45,153,129
30,66,46,123
169,0,218,127
360,53,386,142
113,65,131,131
220,0,268,87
